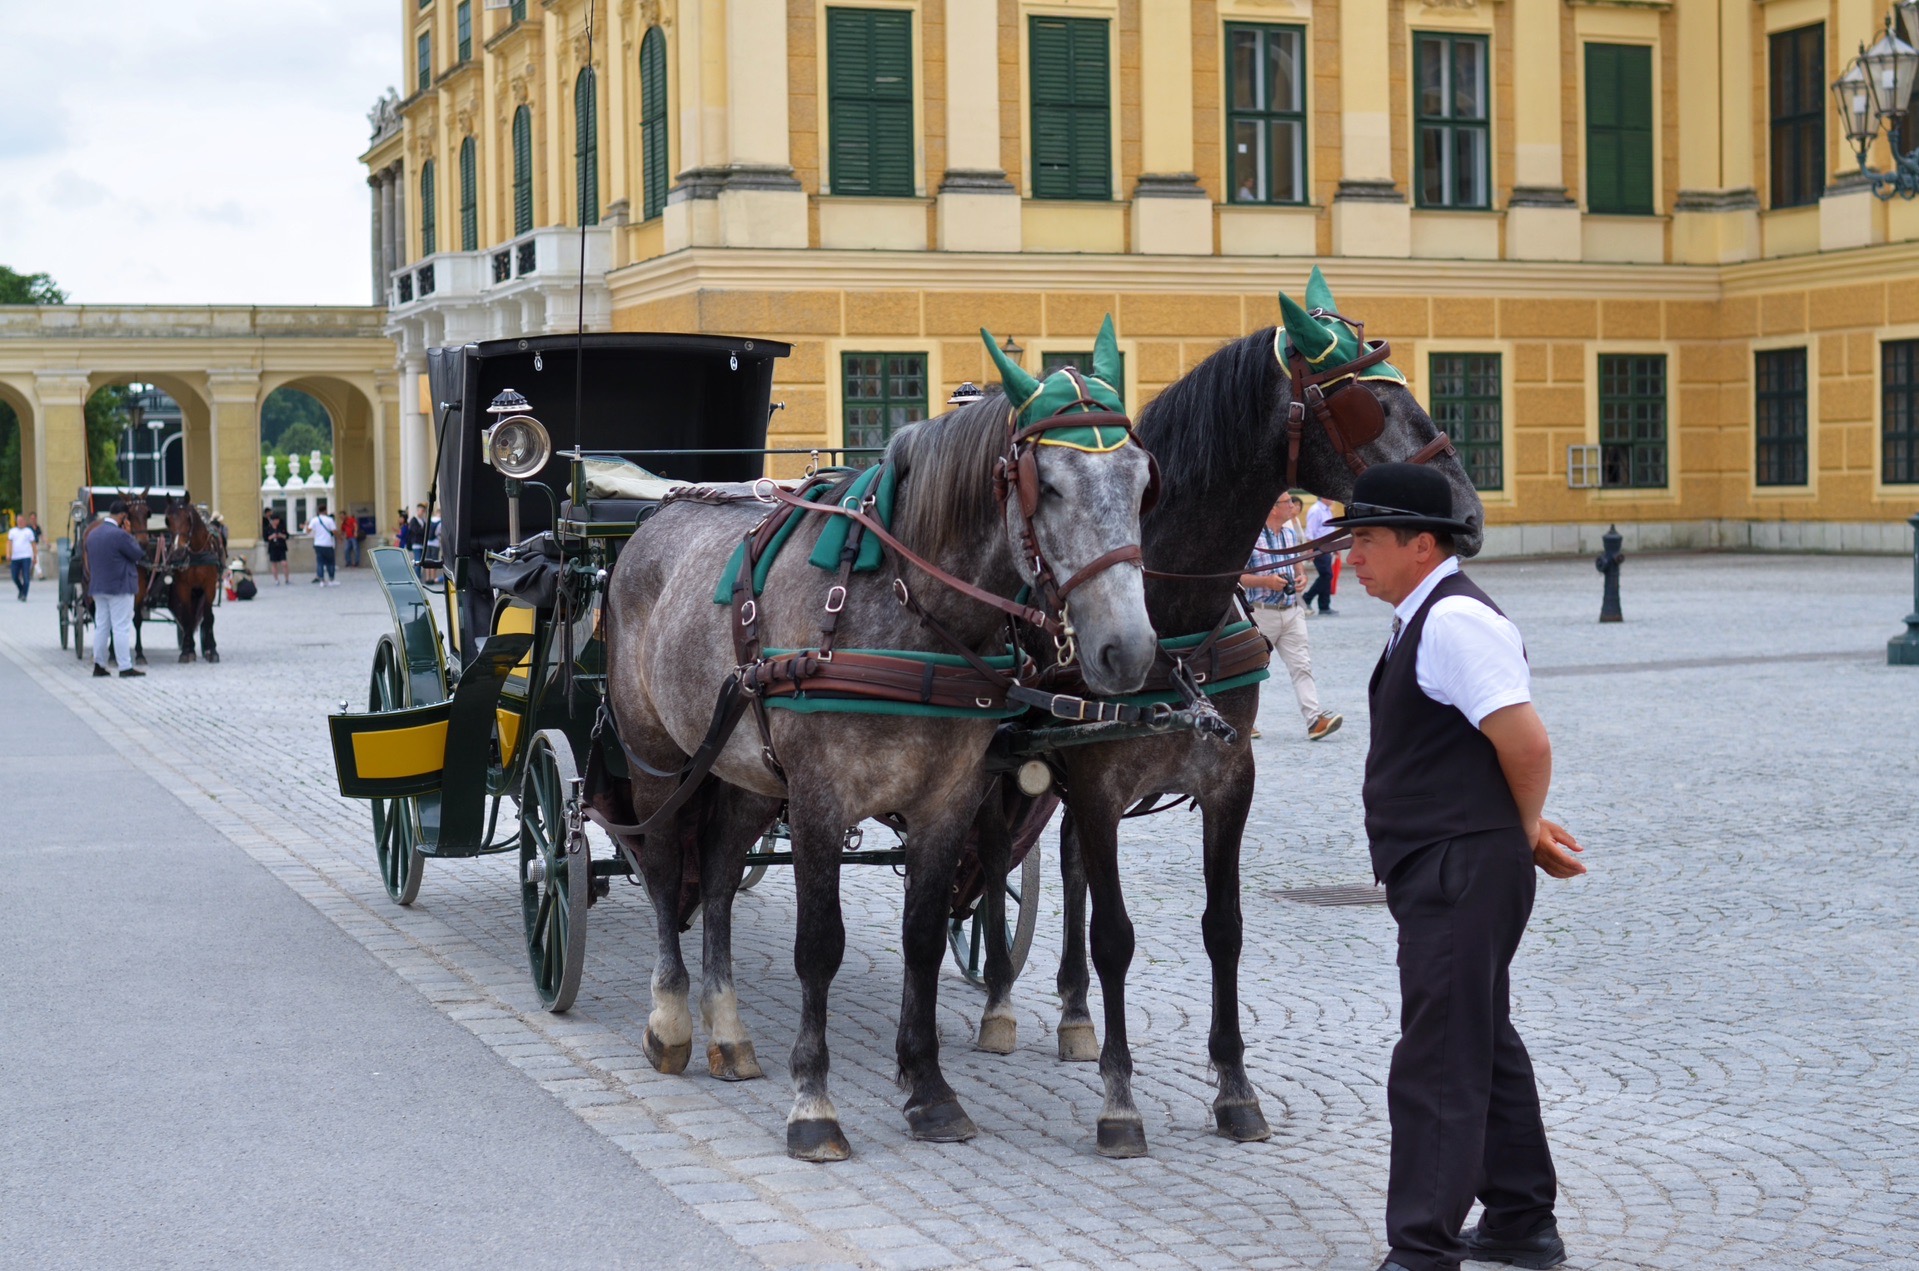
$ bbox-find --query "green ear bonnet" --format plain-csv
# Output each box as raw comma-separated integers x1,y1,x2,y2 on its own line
981,315,1131,451
1276,266,1406,385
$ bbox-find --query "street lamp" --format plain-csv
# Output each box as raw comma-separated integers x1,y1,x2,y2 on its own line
146,419,165,487
1833,11,1919,198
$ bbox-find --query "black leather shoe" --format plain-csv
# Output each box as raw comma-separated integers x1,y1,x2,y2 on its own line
1462,1217,1566,1268
1376,1262,1420,1271
92,664,111,677
119,667,146,679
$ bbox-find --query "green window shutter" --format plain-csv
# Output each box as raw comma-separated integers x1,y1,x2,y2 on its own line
458,138,477,251
512,106,533,234
640,27,669,219
574,69,599,226
456,2,471,62
1586,44,1653,215
1030,17,1110,200
419,160,436,257
827,8,914,197
510,0,526,21
416,31,431,93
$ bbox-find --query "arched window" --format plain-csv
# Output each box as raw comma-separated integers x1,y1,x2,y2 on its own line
511,106,534,235
640,27,669,221
574,68,599,226
458,137,478,251
419,159,437,257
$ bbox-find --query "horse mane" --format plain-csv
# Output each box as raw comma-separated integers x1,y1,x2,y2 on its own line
1134,327,1281,501
884,391,1009,562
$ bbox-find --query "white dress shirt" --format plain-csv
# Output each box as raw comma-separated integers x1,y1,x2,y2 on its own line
1305,500,1332,541
1386,556,1531,728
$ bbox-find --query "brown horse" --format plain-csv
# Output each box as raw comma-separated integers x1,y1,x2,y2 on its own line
163,500,222,663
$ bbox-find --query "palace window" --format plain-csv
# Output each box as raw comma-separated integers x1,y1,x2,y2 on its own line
512,106,534,235
640,26,669,220
456,1,471,62
1030,16,1111,201
510,0,526,21
416,31,431,93
827,8,914,197
1755,348,1808,487
842,353,927,461
574,68,599,227
458,137,478,251
419,160,437,257
1429,353,1503,491
1040,349,1126,392
1225,23,1307,206
1585,43,1654,215
1769,25,1825,209
1415,32,1489,209
1883,340,1919,484
1598,354,1667,488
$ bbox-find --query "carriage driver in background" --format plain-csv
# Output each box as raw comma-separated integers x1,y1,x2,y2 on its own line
1329,463,1585,1271
86,500,146,680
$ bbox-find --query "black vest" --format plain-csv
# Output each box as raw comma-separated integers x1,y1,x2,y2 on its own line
1364,570,1522,880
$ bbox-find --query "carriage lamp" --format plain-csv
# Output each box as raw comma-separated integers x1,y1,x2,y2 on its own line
485,414,551,478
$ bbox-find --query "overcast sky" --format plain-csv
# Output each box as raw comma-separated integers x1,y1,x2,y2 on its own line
0,0,397,306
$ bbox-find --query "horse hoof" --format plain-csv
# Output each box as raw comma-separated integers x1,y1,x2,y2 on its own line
641,1027,691,1075
135,655,148,666
1214,1102,1272,1143
1057,1021,1100,1063
1096,1117,1148,1158
976,1015,1017,1055
206,651,219,663
706,1040,763,1082
178,652,194,664
905,1097,978,1143
787,1119,852,1162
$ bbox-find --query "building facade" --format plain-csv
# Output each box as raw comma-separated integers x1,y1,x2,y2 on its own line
370,0,1919,554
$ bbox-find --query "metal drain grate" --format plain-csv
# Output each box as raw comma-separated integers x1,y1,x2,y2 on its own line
1274,884,1387,907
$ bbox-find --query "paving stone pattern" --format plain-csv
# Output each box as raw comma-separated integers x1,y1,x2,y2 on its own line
5,553,1915,1269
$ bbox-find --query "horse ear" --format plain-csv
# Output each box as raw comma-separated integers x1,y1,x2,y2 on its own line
1305,265,1337,313
1279,292,1335,363
981,328,1040,407
1091,315,1123,397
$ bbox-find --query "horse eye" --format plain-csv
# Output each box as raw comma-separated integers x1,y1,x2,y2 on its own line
1039,481,1061,501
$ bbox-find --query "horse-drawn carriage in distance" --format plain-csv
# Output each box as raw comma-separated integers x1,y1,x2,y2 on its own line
59,485,227,664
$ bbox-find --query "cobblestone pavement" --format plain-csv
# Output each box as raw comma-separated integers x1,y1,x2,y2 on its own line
4,552,1915,1270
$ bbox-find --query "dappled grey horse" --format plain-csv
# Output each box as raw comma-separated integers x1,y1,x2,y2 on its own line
601,346,1156,1161
977,273,1487,1157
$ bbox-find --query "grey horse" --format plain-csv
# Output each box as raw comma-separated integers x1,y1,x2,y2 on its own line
975,277,1487,1158
601,348,1156,1161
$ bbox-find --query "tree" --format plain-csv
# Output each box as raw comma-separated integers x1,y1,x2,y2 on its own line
82,387,127,489
0,265,68,306
260,388,332,449
0,266,67,511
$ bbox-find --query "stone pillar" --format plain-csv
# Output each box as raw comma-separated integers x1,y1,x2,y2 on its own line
372,370,397,541
400,353,431,510
1506,1,1578,261
1131,0,1210,255
666,0,806,248
206,371,262,545
33,372,91,532
380,172,397,297
937,0,1019,252
1331,0,1409,257
1675,0,1760,263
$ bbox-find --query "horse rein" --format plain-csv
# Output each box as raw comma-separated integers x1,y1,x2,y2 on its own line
1280,310,1456,488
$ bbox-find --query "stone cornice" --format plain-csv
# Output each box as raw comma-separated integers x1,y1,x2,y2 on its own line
0,306,389,341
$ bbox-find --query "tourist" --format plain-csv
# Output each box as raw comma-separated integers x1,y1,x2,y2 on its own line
340,507,362,567
8,515,37,601
86,501,145,678
1302,495,1339,615
1240,492,1341,742
265,513,290,584
308,505,338,586
1332,464,1585,1271
408,503,428,567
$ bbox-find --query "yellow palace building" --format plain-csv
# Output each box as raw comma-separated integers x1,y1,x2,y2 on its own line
368,0,1919,554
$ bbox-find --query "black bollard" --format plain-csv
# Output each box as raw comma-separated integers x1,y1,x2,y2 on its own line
1889,512,1919,666
1595,524,1624,623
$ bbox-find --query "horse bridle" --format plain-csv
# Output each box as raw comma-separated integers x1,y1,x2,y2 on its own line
1281,309,1456,487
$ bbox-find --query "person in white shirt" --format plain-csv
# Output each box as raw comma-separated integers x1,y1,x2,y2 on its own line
1301,495,1339,614
8,518,38,601
308,507,338,586
1330,462,1584,1271
1239,492,1342,741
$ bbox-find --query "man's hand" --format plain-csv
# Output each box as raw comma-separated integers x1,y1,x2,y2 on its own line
1528,816,1585,879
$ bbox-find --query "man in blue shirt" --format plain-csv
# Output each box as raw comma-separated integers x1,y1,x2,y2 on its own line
1241,492,1341,741
85,501,146,678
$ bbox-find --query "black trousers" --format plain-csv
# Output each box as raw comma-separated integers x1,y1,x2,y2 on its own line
1302,552,1334,611
1382,827,1557,1271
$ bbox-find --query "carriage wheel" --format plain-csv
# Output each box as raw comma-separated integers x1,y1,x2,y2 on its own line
58,604,68,650
369,639,425,905
71,600,90,661
948,840,1043,987
520,729,589,1012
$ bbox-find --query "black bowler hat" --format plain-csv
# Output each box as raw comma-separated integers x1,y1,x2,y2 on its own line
1326,463,1476,536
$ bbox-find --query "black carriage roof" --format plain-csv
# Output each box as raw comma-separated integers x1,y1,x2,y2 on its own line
427,331,790,558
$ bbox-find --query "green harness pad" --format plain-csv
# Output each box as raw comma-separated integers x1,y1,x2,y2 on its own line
759,646,1023,719
712,465,898,605
1104,621,1272,707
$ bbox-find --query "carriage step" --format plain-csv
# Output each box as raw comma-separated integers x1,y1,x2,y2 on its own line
1273,884,1387,907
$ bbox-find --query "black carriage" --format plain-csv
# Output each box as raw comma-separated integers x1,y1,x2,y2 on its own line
57,486,201,661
